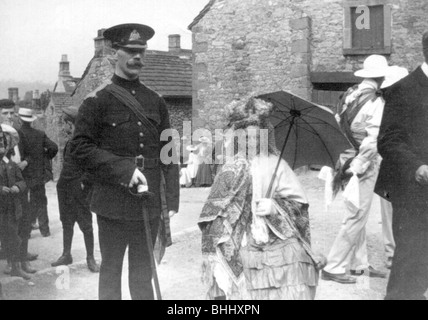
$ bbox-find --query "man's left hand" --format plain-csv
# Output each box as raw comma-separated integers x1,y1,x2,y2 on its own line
169,211,177,218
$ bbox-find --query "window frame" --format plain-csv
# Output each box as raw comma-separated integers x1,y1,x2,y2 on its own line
343,0,392,55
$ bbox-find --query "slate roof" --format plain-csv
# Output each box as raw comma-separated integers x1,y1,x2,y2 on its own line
188,0,216,30
140,51,192,98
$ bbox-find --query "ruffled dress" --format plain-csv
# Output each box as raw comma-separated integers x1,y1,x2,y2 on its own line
199,155,319,300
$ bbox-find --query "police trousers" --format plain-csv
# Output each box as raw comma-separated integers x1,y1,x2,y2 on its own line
97,214,160,300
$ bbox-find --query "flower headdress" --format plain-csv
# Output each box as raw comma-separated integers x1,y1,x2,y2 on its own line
225,96,273,130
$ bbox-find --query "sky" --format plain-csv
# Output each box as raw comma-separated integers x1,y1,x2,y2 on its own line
0,0,208,85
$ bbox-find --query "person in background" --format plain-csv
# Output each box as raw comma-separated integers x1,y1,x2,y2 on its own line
322,55,389,284
18,107,58,238
0,124,30,280
0,101,38,275
194,137,213,187
185,145,199,187
51,106,99,273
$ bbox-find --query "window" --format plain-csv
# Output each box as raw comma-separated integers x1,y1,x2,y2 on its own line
343,0,392,55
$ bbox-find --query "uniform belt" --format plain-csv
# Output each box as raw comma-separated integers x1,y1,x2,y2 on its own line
135,155,160,169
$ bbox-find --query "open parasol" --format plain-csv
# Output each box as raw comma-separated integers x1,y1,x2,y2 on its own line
257,90,351,197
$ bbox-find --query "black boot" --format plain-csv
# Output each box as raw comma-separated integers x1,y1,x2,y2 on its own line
21,261,37,274
83,232,99,272
20,239,38,263
51,254,73,267
52,228,74,267
87,256,100,273
10,262,31,280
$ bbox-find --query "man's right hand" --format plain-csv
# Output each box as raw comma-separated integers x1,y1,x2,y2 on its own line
1,186,11,195
415,165,428,186
129,169,148,188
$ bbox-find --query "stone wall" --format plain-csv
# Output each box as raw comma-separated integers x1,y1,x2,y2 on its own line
191,0,428,131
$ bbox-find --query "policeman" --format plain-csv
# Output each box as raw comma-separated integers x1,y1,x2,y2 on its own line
70,23,180,300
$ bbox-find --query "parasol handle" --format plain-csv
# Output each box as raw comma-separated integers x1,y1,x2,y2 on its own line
265,117,296,198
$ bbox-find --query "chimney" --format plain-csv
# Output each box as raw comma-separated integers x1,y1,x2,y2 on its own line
94,29,113,58
168,34,181,53
8,88,19,103
59,54,72,80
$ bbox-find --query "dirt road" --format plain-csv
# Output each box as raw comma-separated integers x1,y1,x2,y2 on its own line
0,170,390,300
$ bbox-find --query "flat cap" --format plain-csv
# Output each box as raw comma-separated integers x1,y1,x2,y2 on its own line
103,23,155,49
0,99,15,109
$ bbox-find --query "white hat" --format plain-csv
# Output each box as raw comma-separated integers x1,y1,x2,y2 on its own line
381,66,409,88
186,145,198,152
18,108,37,122
354,55,389,79
199,136,211,143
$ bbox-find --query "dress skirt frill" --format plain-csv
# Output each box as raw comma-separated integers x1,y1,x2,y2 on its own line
202,237,318,300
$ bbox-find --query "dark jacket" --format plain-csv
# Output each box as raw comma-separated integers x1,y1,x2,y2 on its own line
376,66,428,203
69,75,180,221
19,125,58,188
0,160,27,220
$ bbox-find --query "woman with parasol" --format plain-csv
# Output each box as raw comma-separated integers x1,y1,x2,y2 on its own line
198,97,325,300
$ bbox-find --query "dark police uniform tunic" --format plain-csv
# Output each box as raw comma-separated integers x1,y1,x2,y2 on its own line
70,74,180,300
70,74,180,221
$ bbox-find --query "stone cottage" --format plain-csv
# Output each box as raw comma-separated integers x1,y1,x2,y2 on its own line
189,0,428,131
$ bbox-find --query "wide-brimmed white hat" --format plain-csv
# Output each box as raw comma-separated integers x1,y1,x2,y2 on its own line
18,108,37,122
381,66,409,88
199,136,211,144
354,55,389,79
186,145,198,152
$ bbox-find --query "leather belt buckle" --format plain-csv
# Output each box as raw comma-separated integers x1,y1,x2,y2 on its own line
135,155,145,170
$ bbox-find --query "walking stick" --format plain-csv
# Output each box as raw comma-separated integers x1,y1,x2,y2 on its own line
142,205,162,300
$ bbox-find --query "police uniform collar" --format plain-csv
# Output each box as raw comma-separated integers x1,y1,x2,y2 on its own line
112,74,141,89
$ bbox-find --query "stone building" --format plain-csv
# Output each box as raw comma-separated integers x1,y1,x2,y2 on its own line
189,0,428,131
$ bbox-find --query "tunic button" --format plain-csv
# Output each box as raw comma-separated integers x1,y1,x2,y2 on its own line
131,90,136,95
112,123,116,127
138,122,142,126
140,143,144,148
139,132,144,137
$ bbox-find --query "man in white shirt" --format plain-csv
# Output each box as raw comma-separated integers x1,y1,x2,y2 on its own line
322,55,389,284
377,32,428,300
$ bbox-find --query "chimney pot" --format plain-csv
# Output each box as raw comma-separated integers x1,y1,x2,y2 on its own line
168,34,181,53
8,88,19,103
59,54,71,79
94,29,112,58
